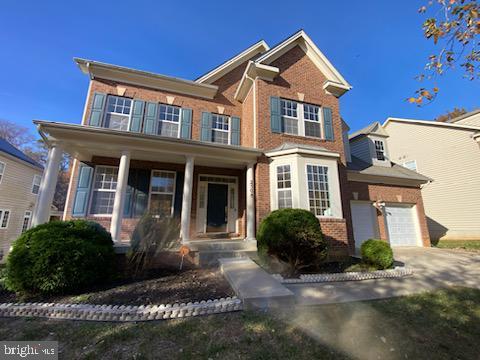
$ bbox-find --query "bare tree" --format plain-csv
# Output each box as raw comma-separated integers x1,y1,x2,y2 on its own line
435,107,468,121
410,0,479,105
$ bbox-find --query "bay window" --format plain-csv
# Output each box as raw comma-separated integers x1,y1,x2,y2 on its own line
306,165,331,216
276,165,292,208
104,96,132,131
158,104,181,137
149,170,176,217
90,166,118,215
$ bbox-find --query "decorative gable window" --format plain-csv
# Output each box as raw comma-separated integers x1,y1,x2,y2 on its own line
104,96,132,131
90,166,118,215
272,97,333,140
276,165,292,208
0,161,5,184
212,114,230,144
157,104,181,137
374,140,385,161
31,174,41,195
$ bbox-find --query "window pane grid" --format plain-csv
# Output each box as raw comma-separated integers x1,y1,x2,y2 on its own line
90,166,118,215
307,165,331,216
32,175,41,194
375,140,385,161
277,165,292,209
150,171,175,217
281,100,299,135
211,114,229,144
104,96,132,131
158,105,181,138
0,210,10,228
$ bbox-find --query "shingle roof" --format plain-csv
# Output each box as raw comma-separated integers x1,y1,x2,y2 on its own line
347,155,431,183
0,138,43,169
349,122,388,141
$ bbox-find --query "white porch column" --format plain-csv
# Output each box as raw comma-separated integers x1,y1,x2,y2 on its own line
246,162,256,241
110,151,130,242
32,145,63,226
180,156,194,243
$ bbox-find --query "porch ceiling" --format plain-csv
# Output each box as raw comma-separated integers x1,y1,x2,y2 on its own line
34,121,262,169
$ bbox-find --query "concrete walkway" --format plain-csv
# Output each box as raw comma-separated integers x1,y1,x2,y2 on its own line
288,247,480,306
219,258,295,309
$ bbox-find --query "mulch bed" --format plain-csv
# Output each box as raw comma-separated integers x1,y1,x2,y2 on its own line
0,268,235,306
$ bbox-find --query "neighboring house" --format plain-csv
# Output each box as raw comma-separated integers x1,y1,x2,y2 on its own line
0,138,43,260
383,109,480,241
32,30,431,261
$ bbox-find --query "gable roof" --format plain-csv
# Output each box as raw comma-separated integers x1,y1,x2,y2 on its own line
255,30,351,95
0,138,43,169
383,117,480,131
195,40,270,84
347,155,431,183
349,122,388,141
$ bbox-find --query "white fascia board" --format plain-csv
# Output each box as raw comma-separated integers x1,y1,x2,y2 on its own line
234,61,279,102
265,147,340,159
74,58,219,99
195,40,270,84
383,117,480,131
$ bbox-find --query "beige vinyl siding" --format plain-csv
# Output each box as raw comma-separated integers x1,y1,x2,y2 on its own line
0,153,42,260
453,112,480,127
385,121,480,240
350,137,371,163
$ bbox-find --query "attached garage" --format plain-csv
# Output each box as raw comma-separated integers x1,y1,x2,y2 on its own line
384,204,421,246
350,201,378,252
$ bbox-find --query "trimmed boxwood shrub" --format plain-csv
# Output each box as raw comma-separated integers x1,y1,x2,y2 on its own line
4,220,116,295
361,239,394,269
257,208,327,275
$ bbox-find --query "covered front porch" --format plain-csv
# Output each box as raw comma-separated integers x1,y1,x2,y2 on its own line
32,121,261,249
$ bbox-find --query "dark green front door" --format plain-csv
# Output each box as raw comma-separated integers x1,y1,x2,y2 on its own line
206,183,228,232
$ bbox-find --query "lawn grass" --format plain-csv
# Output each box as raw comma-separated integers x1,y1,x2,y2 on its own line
434,239,480,251
0,287,478,359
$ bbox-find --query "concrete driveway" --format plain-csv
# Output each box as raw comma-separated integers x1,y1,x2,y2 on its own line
288,247,480,306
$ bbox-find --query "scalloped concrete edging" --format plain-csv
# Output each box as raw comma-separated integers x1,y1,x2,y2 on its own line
0,297,242,322
272,267,414,284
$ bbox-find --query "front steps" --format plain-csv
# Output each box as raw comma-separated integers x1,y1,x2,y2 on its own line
188,239,257,267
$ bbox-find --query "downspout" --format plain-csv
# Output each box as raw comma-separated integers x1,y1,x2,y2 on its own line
245,74,257,148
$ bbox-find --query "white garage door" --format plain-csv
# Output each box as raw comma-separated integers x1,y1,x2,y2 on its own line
385,205,420,246
351,202,378,253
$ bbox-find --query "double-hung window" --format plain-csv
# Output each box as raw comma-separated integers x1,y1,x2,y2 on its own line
374,140,385,161
158,104,181,138
0,161,5,184
276,165,292,208
31,174,41,195
90,166,118,215
21,211,32,233
211,114,229,144
0,210,10,229
306,165,331,216
280,99,322,138
149,171,176,217
281,100,299,135
104,96,132,131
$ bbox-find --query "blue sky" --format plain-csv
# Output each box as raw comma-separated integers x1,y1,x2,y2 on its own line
1,0,478,138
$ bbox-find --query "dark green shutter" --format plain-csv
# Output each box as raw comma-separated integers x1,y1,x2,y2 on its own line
173,172,184,217
143,102,158,135
133,169,150,217
230,116,240,145
72,164,93,216
88,92,106,127
180,108,192,139
270,96,282,133
130,100,145,132
201,112,212,142
322,107,334,141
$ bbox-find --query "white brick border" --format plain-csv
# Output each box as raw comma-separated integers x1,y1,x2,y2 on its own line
272,267,413,284
0,297,242,322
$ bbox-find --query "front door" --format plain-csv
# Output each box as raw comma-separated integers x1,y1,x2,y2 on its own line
206,183,228,232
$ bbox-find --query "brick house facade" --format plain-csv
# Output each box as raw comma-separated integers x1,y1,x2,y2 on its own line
33,30,431,260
